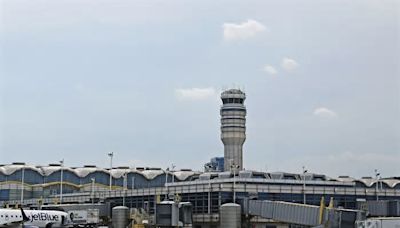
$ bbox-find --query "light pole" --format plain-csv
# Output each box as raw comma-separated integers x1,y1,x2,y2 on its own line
164,167,169,199
302,166,308,204
208,176,211,214
171,164,176,184
107,152,114,191
205,164,212,214
20,164,25,206
375,169,380,201
59,159,64,204
91,178,95,204
123,171,127,206
164,168,168,186
230,159,239,203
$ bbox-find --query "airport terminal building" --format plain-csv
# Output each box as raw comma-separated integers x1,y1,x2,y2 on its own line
1,163,400,227
1,163,400,205
1,89,399,226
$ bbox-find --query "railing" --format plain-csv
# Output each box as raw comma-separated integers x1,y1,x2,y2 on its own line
1,179,399,206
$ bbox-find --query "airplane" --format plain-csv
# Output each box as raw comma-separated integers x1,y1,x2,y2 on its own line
0,208,71,228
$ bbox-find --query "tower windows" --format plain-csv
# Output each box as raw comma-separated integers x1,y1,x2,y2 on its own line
221,98,244,104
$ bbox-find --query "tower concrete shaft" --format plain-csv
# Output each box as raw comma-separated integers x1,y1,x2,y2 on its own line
220,89,246,171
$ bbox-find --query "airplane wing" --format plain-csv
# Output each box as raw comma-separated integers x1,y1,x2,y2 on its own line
0,224,39,228
0,220,24,227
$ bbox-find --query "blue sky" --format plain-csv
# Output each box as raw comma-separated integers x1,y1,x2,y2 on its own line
1,0,399,178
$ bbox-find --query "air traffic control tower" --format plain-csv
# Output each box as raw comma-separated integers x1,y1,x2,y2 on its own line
220,89,246,171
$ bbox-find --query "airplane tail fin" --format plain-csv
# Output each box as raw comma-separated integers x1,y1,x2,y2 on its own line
20,208,30,222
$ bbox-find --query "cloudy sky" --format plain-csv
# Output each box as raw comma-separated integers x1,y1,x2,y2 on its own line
1,0,399,178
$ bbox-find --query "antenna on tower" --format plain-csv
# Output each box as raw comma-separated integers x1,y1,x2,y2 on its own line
221,85,226,93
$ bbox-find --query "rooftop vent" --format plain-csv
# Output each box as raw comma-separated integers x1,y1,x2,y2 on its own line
12,162,26,165
199,173,212,180
117,166,130,169
48,164,61,167
180,169,192,172
218,172,232,179
83,165,96,168
338,176,350,178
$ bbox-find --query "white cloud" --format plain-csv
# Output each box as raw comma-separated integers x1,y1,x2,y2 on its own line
263,65,278,75
313,107,337,118
223,19,266,41
281,57,299,72
175,87,216,101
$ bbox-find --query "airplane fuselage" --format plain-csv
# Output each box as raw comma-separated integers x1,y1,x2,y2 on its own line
0,209,69,228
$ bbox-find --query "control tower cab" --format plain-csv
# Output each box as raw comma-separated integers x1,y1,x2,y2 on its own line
220,89,246,172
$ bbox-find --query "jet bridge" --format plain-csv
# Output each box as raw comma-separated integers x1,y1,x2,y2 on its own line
243,198,365,227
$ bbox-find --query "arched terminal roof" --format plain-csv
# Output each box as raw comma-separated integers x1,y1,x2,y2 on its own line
1,163,399,189
382,179,400,188
0,163,199,181
0,164,42,175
